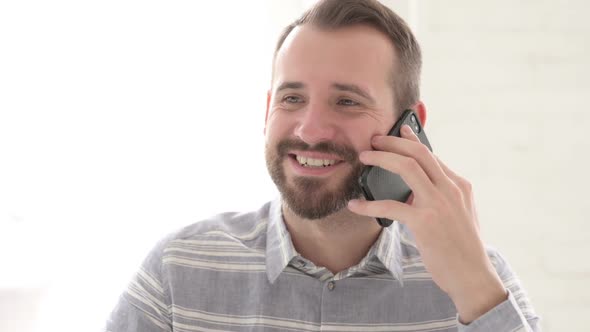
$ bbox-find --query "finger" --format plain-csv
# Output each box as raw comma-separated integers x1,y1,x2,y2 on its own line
400,124,421,142
360,150,438,198
348,198,417,226
434,155,475,214
372,125,449,187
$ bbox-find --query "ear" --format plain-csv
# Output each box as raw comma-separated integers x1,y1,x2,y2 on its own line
263,90,271,135
414,101,427,127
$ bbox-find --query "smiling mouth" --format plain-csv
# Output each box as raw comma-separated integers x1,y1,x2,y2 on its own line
289,154,344,168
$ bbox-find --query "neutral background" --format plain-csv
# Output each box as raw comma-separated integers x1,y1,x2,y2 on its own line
1,1,588,331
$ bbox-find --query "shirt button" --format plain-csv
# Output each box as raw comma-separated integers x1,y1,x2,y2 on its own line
327,281,335,291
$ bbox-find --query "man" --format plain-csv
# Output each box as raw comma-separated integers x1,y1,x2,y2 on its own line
106,0,540,331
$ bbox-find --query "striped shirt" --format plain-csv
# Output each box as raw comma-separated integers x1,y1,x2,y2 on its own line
105,199,541,331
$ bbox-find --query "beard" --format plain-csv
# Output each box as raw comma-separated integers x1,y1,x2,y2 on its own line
265,138,365,220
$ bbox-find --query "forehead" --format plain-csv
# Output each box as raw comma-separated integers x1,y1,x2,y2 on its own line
274,24,397,88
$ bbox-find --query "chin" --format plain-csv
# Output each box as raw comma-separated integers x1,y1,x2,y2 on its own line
280,175,362,220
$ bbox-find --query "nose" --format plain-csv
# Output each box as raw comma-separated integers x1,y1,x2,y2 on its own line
293,101,337,145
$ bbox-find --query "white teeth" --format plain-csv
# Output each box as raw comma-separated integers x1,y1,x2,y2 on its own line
309,158,323,167
295,155,337,167
296,155,307,165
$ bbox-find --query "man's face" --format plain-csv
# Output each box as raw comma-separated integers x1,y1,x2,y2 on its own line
265,24,397,220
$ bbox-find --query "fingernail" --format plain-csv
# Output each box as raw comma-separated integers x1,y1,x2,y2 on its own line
403,125,413,135
348,199,359,208
358,152,366,163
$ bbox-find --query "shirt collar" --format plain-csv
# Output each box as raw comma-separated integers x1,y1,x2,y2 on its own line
265,198,298,284
265,198,405,284
369,220,405,285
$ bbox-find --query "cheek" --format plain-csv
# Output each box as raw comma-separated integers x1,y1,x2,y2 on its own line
264,112,292,144
342,122,381,152
358,116,397,150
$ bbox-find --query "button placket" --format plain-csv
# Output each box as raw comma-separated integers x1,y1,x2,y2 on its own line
327,281,335,291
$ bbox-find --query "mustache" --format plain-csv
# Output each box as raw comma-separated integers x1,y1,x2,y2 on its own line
276,138,358,163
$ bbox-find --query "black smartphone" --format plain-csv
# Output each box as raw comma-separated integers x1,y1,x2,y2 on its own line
359,109,433,227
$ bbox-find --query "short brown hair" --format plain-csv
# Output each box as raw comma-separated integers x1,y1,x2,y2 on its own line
274,0,422,113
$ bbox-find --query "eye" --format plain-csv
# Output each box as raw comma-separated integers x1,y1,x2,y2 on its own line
337,98,360,106
282,95,304,104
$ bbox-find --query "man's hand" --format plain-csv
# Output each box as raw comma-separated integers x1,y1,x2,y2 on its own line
348,125,508,324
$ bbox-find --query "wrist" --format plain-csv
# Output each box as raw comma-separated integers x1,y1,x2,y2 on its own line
451,273,508,324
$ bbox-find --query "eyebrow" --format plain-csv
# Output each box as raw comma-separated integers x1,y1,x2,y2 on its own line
276,81,305,92
276,81,376,104
332,83,375,104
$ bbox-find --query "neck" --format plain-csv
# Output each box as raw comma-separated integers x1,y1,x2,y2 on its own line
282,201,382,274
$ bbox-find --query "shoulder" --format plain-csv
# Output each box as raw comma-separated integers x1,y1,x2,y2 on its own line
143,202,272,265
169,201,272,248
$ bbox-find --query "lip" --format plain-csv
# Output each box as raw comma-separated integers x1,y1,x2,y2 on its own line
286,154,345,176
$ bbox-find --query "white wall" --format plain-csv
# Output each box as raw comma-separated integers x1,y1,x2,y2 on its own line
0,1,587,331
0,1,280,330
415,1,589,331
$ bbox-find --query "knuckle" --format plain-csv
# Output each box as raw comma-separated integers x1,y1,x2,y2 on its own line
448,184,463,200
414,143,431,157
419,208,438,223
376,202,390,216
459,178,473,193
401,157,418,171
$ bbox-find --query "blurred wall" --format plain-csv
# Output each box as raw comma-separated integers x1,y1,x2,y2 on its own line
411,1,589,331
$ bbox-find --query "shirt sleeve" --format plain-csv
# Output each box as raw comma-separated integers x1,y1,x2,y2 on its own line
104,236,173,332
457,248,542,332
